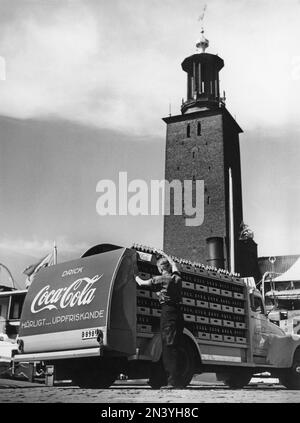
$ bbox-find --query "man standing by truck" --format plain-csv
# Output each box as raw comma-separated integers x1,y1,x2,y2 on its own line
135,250,183,389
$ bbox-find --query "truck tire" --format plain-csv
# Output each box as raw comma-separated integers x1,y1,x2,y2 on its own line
177,339,196,387
148,360,168,389
148,337,196,388
279,349,300,390
74,370,117,389
224,369,252,389
72,358,121,389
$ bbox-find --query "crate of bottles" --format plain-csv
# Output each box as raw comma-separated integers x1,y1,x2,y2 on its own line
133,244,248,346
137,289,151,298
152,309,161,317
137,324,152,333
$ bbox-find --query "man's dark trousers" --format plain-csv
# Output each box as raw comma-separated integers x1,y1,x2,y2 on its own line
160,303,184,386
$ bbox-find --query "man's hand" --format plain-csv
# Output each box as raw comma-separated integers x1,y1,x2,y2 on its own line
135,276,144,286
155,249,169,258
135,276,152,287
156,248,175,265
155,249,180,274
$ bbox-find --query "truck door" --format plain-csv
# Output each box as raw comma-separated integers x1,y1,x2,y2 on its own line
250,293,269,363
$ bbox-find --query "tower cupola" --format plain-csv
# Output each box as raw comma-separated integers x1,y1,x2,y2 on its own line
181,29,224,114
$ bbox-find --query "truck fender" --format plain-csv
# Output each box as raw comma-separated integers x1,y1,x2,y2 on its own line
144,328,202,363
267,334,300,367
182,328,202,362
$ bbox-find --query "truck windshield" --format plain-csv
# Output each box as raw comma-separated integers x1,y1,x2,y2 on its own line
251,295,264,314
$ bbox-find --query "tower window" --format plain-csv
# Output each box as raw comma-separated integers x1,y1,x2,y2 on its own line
191,147,198,159
197,122,201,136
187,124,191,138
207,196,211,205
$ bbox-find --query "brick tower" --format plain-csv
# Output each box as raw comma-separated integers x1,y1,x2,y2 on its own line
163,29,243,271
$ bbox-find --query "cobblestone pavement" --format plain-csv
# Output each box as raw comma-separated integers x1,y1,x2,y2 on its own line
0,379,299,403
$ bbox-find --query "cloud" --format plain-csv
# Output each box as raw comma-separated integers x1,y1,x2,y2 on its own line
0,0,299,135
0,0,181,135
0,3,102,121
0,236,90,258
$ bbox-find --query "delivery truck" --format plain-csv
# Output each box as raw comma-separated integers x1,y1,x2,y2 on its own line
13,243,300,389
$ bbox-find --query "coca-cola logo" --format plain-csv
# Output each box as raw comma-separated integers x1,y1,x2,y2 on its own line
30,274,103,314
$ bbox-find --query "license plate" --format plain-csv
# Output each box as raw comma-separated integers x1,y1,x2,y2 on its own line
81,328,100,340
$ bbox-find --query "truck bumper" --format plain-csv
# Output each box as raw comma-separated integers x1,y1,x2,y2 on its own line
13,347,101,363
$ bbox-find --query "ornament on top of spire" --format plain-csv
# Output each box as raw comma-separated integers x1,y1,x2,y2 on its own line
196,4,209,53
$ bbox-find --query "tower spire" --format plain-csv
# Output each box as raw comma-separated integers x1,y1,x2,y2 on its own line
196,4,209,53
196,28,209,53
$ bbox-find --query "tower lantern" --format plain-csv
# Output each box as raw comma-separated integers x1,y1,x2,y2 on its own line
181,29,224,114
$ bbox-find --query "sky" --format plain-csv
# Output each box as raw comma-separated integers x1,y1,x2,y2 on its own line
0,0,300,288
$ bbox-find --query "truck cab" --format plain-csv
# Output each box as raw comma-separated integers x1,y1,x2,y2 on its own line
249,288,286,364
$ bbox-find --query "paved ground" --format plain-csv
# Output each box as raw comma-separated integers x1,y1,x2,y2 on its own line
0,378,299,403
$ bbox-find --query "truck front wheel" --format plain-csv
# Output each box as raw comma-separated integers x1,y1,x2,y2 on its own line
280,350,300,390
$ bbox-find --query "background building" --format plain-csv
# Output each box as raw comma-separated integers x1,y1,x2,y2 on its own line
163,30,245,273
258,255,300,280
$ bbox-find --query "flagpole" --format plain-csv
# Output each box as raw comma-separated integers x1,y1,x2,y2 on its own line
229,167,235,273
53,241,57,265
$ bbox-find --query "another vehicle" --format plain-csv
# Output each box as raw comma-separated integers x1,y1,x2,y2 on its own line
265,285,300,336
13,243,300,389
0,289,26,359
